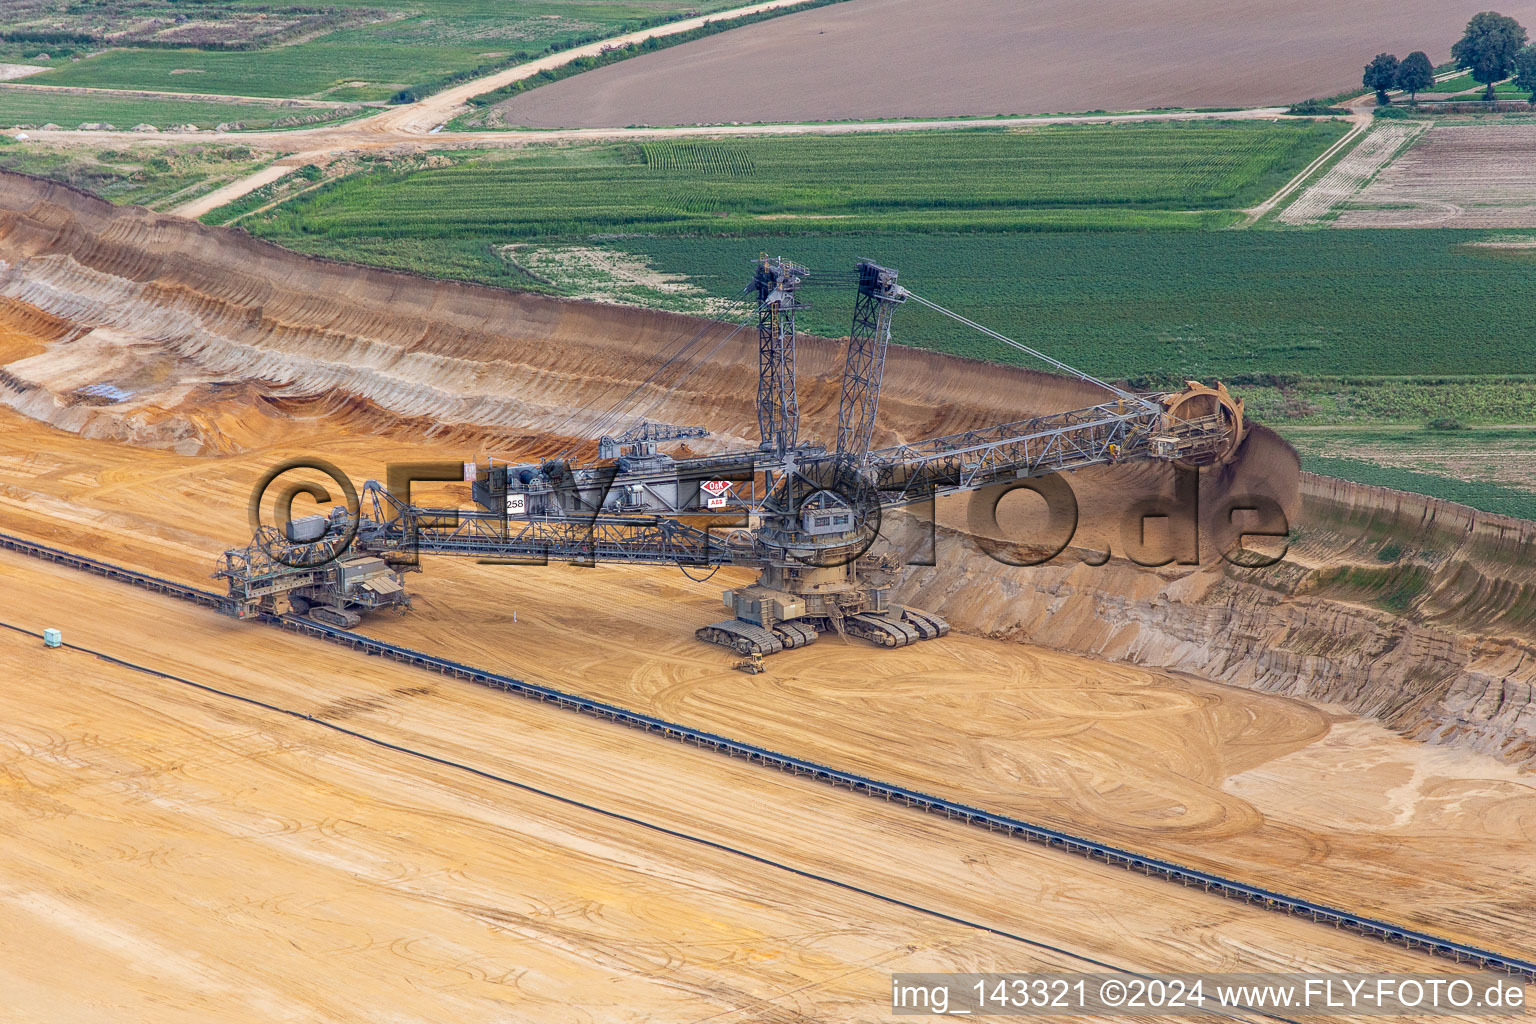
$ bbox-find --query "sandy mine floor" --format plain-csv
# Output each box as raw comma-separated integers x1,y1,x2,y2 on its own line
1,176,1533,1019
5,550,1495,1022
1,397,1532,969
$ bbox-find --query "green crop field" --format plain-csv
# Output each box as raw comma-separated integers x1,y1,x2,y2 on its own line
1285,425,1536,496
15,112,1517,515
247,211,1536,393
0,89,359,131
241,217,1536,515
1430,71,1528,99
26,0,757,101
1448,85,1531,101
603,232,1536,380
1429,72,1486,93
232,119,1528,384
247,122,1346,242
27,37,490,102
608,230,1536,379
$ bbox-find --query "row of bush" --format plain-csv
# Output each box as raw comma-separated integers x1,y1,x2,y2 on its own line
1376,99,1533,116
1286,100,1351,115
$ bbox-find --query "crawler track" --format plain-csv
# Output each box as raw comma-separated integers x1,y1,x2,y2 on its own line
3,529,1533,983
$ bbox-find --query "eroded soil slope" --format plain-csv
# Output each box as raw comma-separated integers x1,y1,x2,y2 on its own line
1,171,1530,767
1,172,1534,954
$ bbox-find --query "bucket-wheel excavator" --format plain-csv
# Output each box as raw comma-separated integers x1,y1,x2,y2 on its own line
217,258,1245,655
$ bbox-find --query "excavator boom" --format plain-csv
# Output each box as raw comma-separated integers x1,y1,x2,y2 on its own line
218,259,1247,658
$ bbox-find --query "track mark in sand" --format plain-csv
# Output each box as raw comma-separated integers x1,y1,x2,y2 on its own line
3,534,1533,983
0,618,1313,1023
2,888,308,1018
1277,121,1425,226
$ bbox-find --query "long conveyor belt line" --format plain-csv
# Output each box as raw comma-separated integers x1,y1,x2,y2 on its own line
2,530,1533,983
0,617,1306,1024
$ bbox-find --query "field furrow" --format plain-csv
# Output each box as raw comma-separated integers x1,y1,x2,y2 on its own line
1335,124,1536,228
1277,122,1424,226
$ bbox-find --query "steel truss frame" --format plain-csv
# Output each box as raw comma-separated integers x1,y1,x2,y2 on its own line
359,482,755,568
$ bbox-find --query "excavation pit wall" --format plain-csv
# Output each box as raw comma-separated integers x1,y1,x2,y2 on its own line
0,170,1531,768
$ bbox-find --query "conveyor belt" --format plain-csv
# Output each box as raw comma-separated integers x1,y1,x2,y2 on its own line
2,529,1531,982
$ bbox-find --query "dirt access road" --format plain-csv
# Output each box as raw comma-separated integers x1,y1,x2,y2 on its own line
7,0,1302,218
17,0,815,156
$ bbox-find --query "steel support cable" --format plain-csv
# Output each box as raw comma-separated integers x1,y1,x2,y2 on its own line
540,291,749,451
554,266,853,458
617,315,758,434
551,289,759,456
905,291,1155,410
560,316,758,466
580,296,754,440
615,262,869,448
801,271,858,286
549,322,728,455
0,618,1303,1024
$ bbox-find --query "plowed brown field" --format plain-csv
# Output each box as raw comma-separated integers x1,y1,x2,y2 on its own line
486,0,1536,127
1334,124,1536,228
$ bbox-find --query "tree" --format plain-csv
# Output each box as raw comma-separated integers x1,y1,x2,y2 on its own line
1396,50,1435,104
1363,52,1400,103
1515,43,1536,101
1451,11,1528,99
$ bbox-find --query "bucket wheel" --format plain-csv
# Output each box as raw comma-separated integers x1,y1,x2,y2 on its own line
1159,380,1246,467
